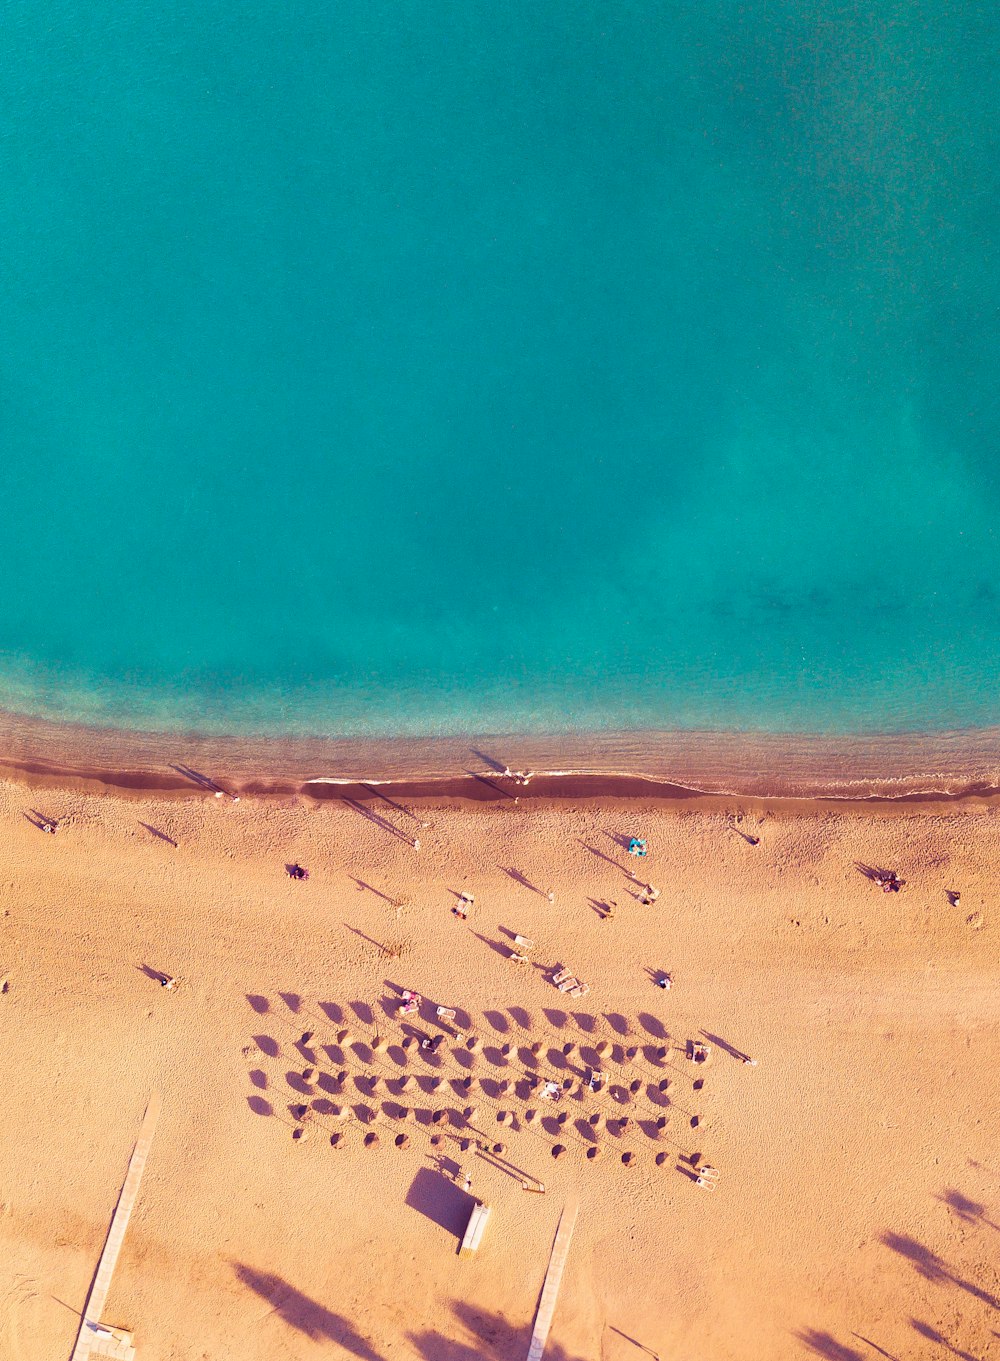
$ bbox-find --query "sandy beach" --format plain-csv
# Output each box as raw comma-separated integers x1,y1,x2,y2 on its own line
0,763,997,1361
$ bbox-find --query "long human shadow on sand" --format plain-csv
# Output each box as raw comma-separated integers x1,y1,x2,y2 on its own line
232,1264,385,1358
408,1300,591,1361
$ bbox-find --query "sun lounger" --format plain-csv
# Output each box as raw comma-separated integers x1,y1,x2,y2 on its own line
436,1006,457,1022
552,966,572,985
514,934,533,948
568,982,590,998
556,977,578,993
509,950,529,964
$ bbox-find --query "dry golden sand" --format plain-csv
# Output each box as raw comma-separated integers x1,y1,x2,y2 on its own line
0,775,997,1361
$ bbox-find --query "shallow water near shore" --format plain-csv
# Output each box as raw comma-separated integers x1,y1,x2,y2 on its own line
0,1,996,739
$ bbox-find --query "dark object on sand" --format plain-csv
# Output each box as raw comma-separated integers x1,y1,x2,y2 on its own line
286,863,309,880
855,863,905,893
945,889,961,907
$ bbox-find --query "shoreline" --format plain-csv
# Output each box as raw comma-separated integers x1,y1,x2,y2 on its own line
4,704,1000,805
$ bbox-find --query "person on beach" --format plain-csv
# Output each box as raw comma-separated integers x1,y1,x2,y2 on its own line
413,838,421,852
640,885,660,905
742,1056,758,1066
603,900,617,920
453,892,474,921
545,889,555,903
398,990,420,1017
286,863,309,880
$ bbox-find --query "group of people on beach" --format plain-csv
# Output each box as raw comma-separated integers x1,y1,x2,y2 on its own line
855,862,905,893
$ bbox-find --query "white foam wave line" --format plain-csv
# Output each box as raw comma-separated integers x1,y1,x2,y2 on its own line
300,771,990,799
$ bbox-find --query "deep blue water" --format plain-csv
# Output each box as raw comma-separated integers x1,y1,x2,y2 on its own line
0,1,996,736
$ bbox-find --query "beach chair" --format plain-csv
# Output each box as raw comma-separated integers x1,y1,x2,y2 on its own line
556,976,578,993
568,982,590,999
436,1006,457,1023
552,966,573,985
514,934,534,948
509,950,529,964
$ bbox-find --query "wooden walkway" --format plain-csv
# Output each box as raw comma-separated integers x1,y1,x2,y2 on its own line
70,1091,162,1361
526,1197,579,1361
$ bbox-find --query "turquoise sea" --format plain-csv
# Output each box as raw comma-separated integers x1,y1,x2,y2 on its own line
0,1,996,738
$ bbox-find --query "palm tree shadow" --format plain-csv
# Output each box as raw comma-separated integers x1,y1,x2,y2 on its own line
408,1300,591,1361
794,1329,865,1360
881,1230,1000,1308
232,1263,385,1358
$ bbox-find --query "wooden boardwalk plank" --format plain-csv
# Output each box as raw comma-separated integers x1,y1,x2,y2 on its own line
526,1197,579,1361
70,1092,162,1361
